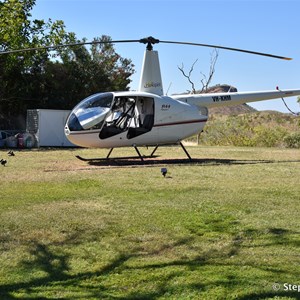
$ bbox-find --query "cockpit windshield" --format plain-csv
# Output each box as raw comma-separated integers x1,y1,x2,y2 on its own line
67,92,114,131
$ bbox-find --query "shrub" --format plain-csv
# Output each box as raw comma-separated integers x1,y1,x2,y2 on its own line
284,132,300,148
192,112,297,148
252,126,288,147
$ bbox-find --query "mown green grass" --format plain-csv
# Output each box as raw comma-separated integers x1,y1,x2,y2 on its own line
0,146,300,299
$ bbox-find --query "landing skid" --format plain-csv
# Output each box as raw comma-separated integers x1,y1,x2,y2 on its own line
75,145,158,162
75,142,192,162
75,154,158,162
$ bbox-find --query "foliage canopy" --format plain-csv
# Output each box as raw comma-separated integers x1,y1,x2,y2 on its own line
0,0,134,129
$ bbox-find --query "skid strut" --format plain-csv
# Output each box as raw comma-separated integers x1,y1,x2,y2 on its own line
150,145,159,157
180,142,192,161
133,145,144,162
106,148,114,158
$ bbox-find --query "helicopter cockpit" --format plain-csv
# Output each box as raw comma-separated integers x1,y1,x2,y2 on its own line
99,95,154,139
67,92,114,131
66,92,154,139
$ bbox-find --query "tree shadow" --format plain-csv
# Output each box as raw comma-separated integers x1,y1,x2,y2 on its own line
1,224,300,299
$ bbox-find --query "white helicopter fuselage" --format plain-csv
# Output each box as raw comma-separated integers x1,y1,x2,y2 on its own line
65,91,208,148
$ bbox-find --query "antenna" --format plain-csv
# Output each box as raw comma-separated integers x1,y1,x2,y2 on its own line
166,82,172,96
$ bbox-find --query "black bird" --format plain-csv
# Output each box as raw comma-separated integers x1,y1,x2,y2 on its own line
8,150,15,156
161,167,167,177
0,159,7,166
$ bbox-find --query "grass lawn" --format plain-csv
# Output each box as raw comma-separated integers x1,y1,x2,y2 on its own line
0,145,300,299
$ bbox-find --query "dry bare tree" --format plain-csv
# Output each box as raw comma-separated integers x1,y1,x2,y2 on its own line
178,48,219,94
178,59,198,94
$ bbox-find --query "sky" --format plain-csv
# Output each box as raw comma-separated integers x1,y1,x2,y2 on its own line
31,0,300,113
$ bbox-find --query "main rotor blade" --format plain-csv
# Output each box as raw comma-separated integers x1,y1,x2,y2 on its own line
0,39,140,55
159,40,292,60
0,35,292,60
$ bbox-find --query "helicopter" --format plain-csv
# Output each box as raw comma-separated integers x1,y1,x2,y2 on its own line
2,37,300,160
64,37,300,161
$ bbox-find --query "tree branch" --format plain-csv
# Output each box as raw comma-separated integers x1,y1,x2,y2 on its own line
177,59,198,94
200,49,219,93
178,49,219,94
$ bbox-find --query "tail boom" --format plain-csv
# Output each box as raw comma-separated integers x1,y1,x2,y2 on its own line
173,89,300,108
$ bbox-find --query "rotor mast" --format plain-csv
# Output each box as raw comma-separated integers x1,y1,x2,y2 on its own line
138,37,164,96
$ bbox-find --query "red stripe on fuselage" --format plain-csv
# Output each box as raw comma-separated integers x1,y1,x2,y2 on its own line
153,119,207,127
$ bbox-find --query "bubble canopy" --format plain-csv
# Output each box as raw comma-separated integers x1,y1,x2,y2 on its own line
67,92,114,131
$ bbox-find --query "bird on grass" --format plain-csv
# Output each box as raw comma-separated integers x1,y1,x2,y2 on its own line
0,159,7,166
8,150,15,156
161,167,167,177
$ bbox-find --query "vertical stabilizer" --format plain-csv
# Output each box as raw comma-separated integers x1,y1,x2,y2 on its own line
138,50,163,95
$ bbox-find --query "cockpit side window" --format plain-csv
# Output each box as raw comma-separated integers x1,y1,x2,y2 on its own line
67,92,114,131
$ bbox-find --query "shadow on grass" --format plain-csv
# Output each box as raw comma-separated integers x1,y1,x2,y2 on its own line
78,155,300,168
1,225,300,299
0,242,186,299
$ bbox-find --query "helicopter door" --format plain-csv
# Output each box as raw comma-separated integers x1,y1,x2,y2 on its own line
99,96,136,139
127,97,154,139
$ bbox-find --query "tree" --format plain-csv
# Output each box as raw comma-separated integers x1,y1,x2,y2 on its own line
0,0,74,126
40,36,134,109
178,49,219,94
177,49,219,144
0,0,134,129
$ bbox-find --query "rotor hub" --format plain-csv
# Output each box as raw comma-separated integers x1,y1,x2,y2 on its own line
139,36,160,51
